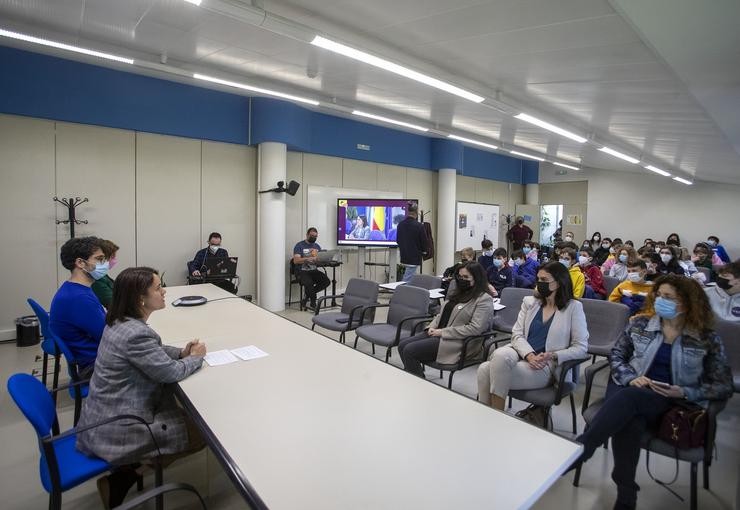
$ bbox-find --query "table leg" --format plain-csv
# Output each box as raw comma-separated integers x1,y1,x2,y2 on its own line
330,265,338,307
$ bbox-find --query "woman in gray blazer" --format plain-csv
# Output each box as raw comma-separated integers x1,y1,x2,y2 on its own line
477,261,589,410
76,267,207,508
399,261,494,376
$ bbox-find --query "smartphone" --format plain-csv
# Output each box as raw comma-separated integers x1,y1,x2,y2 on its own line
651,380,670,388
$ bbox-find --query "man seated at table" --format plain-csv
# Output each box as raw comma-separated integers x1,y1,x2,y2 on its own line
50,236,107,377
188,231,236,293
293,227,330,310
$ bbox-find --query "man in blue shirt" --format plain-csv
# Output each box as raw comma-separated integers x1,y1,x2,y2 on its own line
188,232,236,293
292,227,330,310
50,236,108,376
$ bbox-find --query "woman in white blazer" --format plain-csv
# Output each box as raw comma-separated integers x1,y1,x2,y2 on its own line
477,260,589,410
399,261,494,376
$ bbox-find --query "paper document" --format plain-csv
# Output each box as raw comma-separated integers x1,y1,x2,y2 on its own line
204,349,239,367
231,345,269,361
379,281,406,290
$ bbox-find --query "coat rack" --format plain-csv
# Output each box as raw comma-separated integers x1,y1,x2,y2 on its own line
54,196,88,239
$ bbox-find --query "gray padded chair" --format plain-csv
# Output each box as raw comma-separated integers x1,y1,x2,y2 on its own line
602,275,621,298
714,318,740,392
696,266,711,281
581,299,630,361
491,287,533,337
575,359,729,510
408,274,443,314
311,278,379,344
354,285,431,362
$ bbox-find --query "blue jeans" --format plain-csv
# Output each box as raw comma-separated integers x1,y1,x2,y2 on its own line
402,265,418,282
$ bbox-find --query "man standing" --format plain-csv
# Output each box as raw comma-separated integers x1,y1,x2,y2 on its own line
507,216,533,251
293,227,330,310
50,236,108,377
396,202,427,282
188,232,236,293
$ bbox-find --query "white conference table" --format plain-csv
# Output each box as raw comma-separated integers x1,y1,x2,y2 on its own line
150,284,581,510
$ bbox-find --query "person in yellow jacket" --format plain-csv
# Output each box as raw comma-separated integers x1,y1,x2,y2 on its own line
608,259,654,316
559,247,585,298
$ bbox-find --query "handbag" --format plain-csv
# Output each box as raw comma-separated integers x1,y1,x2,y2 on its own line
515,404,549,428
657,401,707,449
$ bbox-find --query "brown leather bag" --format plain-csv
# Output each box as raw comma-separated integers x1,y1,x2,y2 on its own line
657,402,707,449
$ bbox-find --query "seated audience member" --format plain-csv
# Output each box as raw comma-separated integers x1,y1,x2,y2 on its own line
399,262,494,376
655,241,666,251
511,249,538,289
477,239,494,270
608,260,654,316
293,227,331,310
612,237,624,247
188,232,236,293
578,247,606,299
487,248,514,296
523,240,539,263
707,235,731,264
705,260,740,322
589,232,603,249
693,242,716,281
348,215,371,240
581,239,593,251
666,233,681,247
608,246,637,281
559,247,585,298
656,245,685,276
91,239,119,308
563,231,575,244
444,247,476,279
600,243,619,275
477,261,588,410
623,240,635,248
593,237,612,266
640,252,661,282
50,237,107,377
573,274,732,510
77,267,207,508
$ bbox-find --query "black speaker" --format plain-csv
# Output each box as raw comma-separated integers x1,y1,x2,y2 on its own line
286,180,300,196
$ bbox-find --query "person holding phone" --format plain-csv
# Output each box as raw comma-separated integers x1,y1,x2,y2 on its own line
571,274,732,510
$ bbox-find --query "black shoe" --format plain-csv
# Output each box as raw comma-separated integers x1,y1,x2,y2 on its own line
300,297,309,310
97,467,139,509
310,299,317,310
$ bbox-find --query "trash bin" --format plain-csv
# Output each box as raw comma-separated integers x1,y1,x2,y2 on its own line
15,315,40,347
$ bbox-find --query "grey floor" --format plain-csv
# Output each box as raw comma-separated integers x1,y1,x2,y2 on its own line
1,299,738,509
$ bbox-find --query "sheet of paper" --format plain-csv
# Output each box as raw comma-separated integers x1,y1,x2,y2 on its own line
204,349,239,366
379,281,406,290
494,303,506,311
231,345,269,361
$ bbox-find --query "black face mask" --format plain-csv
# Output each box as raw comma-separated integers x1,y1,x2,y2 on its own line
307,236,317,243
517,220,524,225
536,281,553,298
716,277,732,290
456,278,472,292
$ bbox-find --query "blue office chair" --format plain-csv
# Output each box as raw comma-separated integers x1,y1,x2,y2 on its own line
49,333,90,426
7,373,163,510
27,299,61,401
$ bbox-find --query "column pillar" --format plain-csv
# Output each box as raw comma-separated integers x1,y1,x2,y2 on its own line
257,142,287,312
436,168,457,273
525,183,539,205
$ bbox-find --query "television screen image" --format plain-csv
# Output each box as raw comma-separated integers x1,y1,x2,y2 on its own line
337,198,417,247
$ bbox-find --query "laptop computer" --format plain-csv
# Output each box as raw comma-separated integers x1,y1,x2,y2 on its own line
202,256,238,278
317,250,338,262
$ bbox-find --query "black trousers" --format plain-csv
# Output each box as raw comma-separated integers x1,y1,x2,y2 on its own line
398,333,440,377
577,379,673,508
299,269,330,303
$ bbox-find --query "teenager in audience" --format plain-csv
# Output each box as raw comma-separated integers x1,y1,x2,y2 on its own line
523,240,539,263
50,236,107,377
607,245,637,281
593,237,612,266
477,261,588,410
589,232,603,249
559,247,585,298
624,240,635,248
91,239,119,308
487,248,514,295
666,233,681,247
608,259,654,316
707,236,731,264
581,239,593,251
600,243,619,275
612,237,624,247
656,245,685,276
444,247,476,278
677,246,699,277
578,247,606,299
573,274,733,510
77,267,207,507
399,262,494,376
640,252,661,282
563,231,575,244
511,249,538,289
693,242,716,281
478,239,494,270
705,260,740,321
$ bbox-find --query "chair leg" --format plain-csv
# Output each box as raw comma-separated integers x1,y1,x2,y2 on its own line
49,489,62,510
372,344,375,355
73,389,82,426
573,464,581,487
385,347,391,363
439,370,443,379
703,461,709,490
41,352,49,387
447,371,455,390
51,355,61,405
339,331,345,344
155,461,164,510
690,463,697,510
569,393,577,435
353,335,359,349
508,396,512,409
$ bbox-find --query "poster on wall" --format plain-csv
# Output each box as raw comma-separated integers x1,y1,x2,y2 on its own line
455,201,500,251
566,214,583,225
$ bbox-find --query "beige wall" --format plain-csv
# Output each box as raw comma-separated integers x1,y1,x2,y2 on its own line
537,180,589,244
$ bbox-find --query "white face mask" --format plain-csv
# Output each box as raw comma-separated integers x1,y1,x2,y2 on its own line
564,236,573,242
483,250,494,257
209,245,219,253
627,272,642,283
578,256,590,266
660,254,672,264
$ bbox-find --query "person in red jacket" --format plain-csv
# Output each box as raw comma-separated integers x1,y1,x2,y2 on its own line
578,247,606,299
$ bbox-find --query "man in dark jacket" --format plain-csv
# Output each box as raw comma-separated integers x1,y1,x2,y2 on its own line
507,216,533,250
396,202,427,282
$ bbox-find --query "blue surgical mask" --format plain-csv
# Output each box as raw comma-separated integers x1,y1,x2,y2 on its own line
618,254,628,263
493,258,504,268
559,259,571,268
654,296,680,319
87,261,109,281
514,258,524,266
523,247,532,254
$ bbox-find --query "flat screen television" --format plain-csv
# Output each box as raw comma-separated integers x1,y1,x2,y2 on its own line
337,198,417,247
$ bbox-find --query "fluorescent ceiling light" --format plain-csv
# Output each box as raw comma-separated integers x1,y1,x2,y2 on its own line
193,73,319,106
311,36,484,103
553,162,580,171
598,146,640,164
183,0,202,5
448,134,498,150
644,165,671,177
352,110,428,132
510,150,545,162
673,176,693,185
0,28,134,64
514,113,587,143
